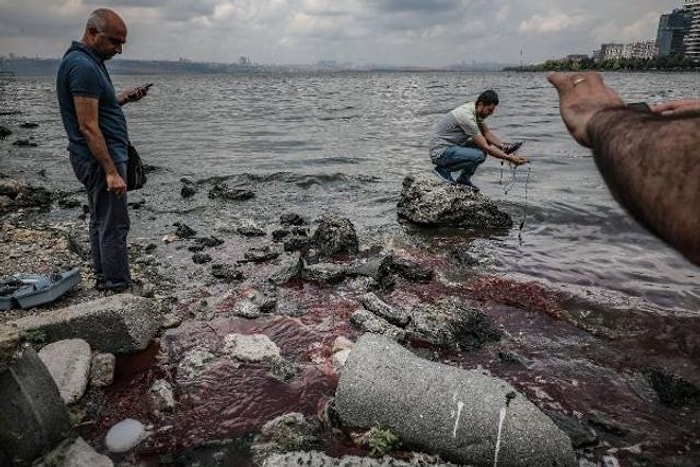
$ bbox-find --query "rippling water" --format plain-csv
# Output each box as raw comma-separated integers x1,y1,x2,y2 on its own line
7,70,698,316
5,70,700,465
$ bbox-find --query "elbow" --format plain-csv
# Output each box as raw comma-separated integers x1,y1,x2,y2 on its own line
78,123,99,142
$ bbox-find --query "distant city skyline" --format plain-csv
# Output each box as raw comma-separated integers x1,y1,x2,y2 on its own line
0,0,686,66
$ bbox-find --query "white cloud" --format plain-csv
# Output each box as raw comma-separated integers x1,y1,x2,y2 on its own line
519,11,587,34
0,0,685,65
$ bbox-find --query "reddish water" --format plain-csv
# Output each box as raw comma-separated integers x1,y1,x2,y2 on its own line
79,250,700,466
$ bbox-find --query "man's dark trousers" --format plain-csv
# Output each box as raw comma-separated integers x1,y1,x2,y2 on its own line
70,153,131,289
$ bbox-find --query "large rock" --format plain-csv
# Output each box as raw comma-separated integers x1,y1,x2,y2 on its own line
0,323,21,372
0,344,70,465
335,334,576,467
12,294,158,354
40,437,113,467
310,215,359,259
397,175,513,228
38,338,92,404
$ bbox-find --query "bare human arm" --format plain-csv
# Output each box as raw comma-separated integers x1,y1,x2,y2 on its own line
74,95,127,196
651,99,700,117
473,124,528,166
548,71,700,266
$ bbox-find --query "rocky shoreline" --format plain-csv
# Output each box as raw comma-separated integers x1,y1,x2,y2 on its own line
1,138,700,466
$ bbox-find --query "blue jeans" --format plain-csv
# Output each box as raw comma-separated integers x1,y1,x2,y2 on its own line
434,145,486,181
70,153,131,288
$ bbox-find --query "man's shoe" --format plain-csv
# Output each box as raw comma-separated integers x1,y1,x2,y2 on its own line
434,167,455,183
455,177,480,192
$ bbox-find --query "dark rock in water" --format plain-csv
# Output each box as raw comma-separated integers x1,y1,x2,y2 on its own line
283,236,310,253
280,213,306,226
269,254,303,285
397,175,513,229
196,236,225,248
208,184,255,201
256,412,320,452
188,244,205,253
586,413,631,437
408,299,501,351
272,229,290,241
643,368,700,407
144,243,157,254
0,125,11,139
548,412,599,449
192,253,213,264
20,122,39,129
244,246,280,263
361,292,411,327
498,351,529,367
452,309,502,350
211,264,244,282
377,255,433,290
237,226,266,237
174,222,197,239
12,138,38,147
310,215,359,260
181,185,196,198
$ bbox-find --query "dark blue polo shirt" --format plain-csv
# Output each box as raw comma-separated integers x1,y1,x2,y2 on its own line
56,41,129,164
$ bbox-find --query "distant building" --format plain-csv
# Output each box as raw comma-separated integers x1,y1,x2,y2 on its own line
627,41,659,60
656,8,690,56
685,0,700,60
239,56,251,66
599,43,626,61
597,41,657,61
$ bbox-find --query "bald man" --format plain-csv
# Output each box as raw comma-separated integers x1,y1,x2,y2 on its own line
56,8,150,292
548,71,700,266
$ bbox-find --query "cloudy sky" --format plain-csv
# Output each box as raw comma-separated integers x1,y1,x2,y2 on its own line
0,0,686,66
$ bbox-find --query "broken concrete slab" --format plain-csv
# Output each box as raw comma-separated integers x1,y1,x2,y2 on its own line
334,333,576,467
12,294,158,354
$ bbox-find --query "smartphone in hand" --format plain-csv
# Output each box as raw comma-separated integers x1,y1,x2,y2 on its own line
627,102,651,113
142,83,153,89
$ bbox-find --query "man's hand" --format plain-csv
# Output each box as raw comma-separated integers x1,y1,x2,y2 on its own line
652,99,700,116
118,85,150,105
547,72,625,148
106,171,127,197
509,154,528,166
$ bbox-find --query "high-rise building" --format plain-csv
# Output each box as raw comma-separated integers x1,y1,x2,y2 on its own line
656,8,690,56
685,0,700,60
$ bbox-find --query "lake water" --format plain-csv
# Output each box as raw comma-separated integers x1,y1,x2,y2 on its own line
3,70,700,464
5,70,698,317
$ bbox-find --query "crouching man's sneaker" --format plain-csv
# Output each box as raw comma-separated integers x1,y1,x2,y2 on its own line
455,176,480,192
434,167,455,183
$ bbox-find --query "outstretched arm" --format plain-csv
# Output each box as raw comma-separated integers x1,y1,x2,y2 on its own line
651,99,700,117
548,71,700,265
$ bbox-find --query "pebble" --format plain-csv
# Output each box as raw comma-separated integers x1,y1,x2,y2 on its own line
105,418,147,453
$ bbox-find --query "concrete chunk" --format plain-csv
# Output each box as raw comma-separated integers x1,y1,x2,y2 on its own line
335,334,576,467
0,344,70,464
12,294,158,354
38,338,91,404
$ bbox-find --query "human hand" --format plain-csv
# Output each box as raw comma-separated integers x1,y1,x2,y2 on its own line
509,154,528,166
651,99,700,116
119,85,150,105
106,172,127,197
547,72,625,148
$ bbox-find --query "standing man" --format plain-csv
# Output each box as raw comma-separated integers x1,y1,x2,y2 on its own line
429,90,528,192
56,8,149,292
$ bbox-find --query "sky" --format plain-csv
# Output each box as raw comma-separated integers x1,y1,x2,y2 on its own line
0,0,687,66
